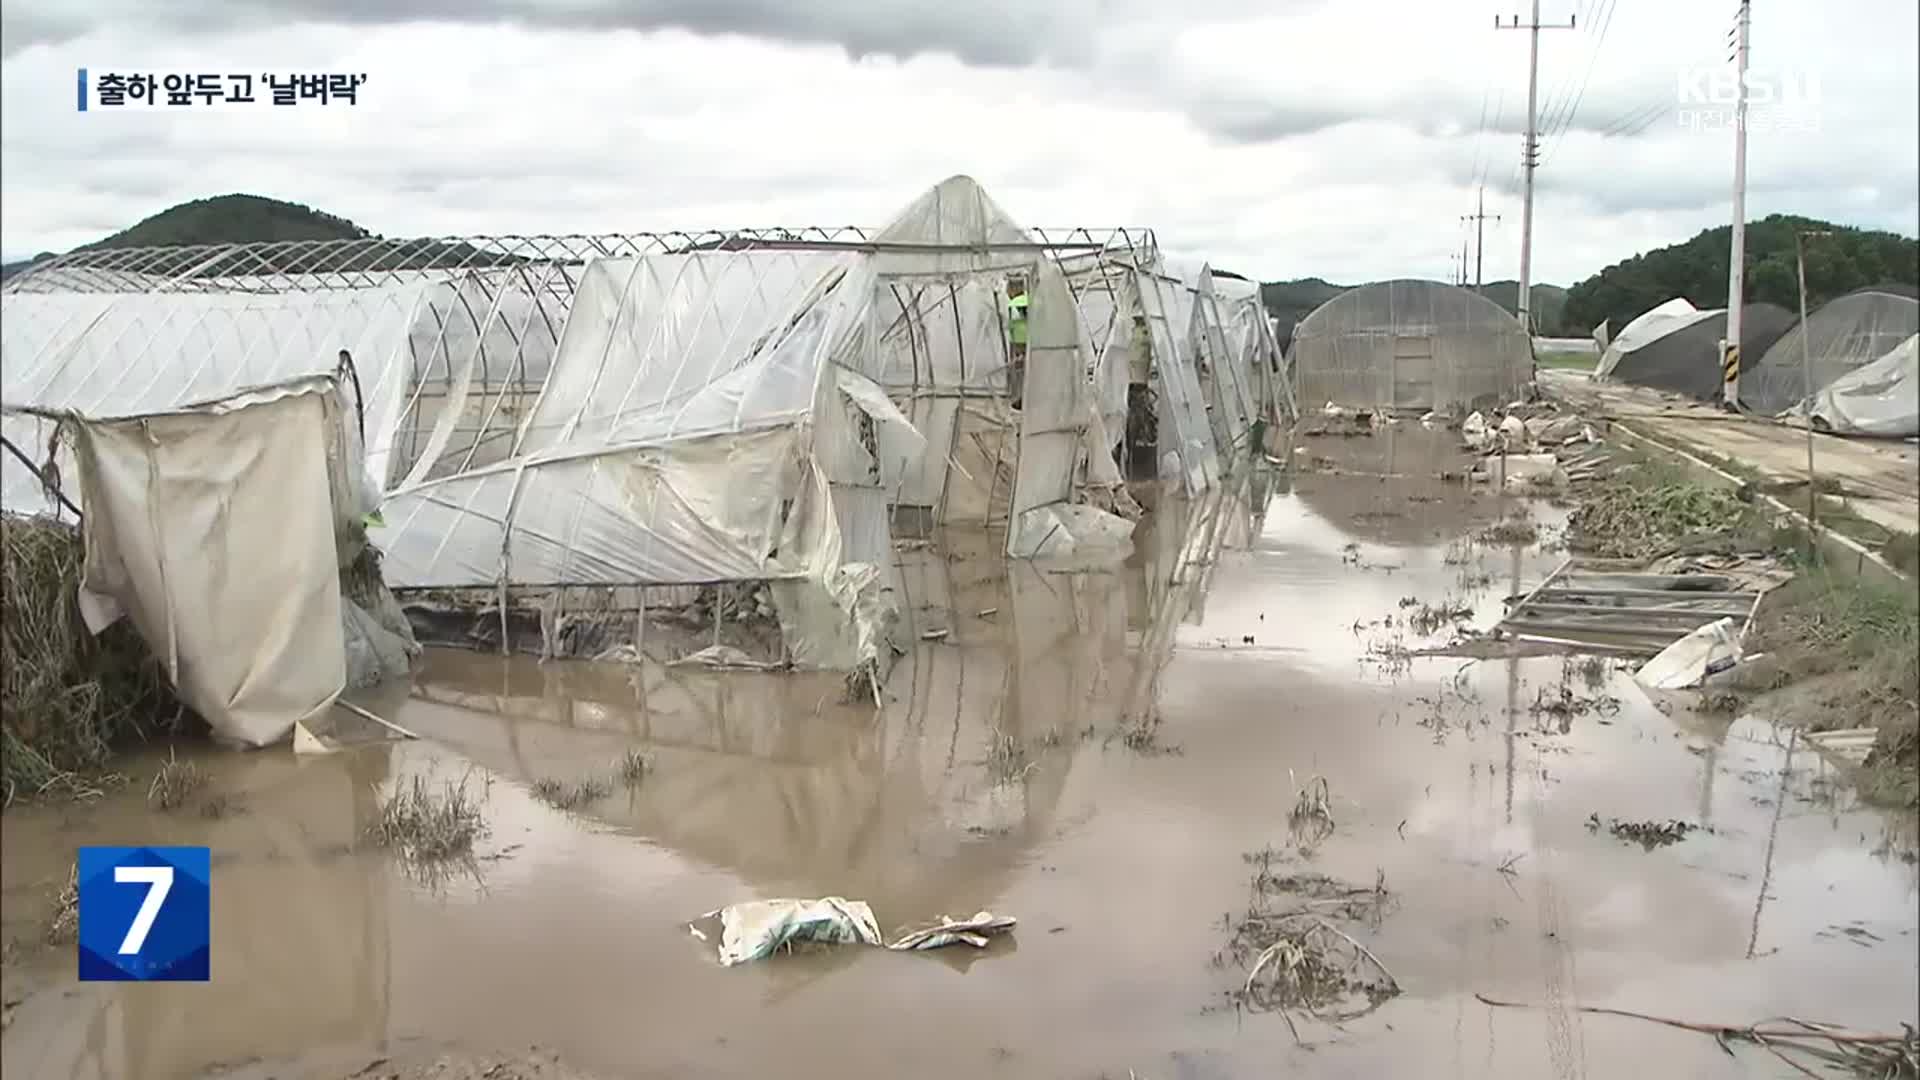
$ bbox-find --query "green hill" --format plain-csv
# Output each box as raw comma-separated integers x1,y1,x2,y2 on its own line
1475,281,1569,333
1561,215,1920,335
2,195,372,281
0,194,528,282
86,194,371,249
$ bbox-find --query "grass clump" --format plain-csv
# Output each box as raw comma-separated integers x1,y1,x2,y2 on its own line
1884,530,1919,576
368,774,487,861
531,775,612,810
1570,460,1774,559
146,748,206,812
3,516,188,807
615,748,649,786
47,863,79,943
1744,569,1918,808
1478,516,1540,546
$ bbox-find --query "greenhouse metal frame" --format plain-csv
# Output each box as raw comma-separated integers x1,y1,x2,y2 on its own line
6,176,1254,692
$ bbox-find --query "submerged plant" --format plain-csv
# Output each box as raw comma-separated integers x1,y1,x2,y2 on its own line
531,775,611,811
369,773,487,861
146,748,206,812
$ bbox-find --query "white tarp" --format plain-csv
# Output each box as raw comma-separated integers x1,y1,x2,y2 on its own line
1594,298,1712,379
700,897,1017,966
70,388,348,747
0,270,566,515
377,254,877,590
1788,333,1919,437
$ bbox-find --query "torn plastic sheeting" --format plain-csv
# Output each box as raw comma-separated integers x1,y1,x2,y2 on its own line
698,897,1017,966
835,365,926,462
1497,414,1527,447
669,644,783,670
1462,411,1491,451
1635,617,1740,690
1007,503,1135,560
889,912,1020,951
1787,333,1918,438
1480,452,1562,489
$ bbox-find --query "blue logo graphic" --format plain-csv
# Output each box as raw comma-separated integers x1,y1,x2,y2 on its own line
77,846,210,981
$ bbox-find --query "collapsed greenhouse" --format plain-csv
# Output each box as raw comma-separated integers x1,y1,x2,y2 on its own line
1,175,1282,750
1743,285,1919,426
1287,279,1533,413
1594,298,1795,401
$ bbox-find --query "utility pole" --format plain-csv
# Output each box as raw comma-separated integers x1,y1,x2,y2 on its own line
1795,229,1831,548
1462,185,1502,291
1460,232,1471,286
1498,3,1576,333
1722,0,1753,407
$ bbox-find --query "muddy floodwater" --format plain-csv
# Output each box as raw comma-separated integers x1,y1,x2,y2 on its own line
5,431,1917,1079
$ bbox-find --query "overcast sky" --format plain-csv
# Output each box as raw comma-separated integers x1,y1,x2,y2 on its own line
2,0,1915,285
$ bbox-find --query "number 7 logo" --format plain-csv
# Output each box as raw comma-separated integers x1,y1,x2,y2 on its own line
113,865,173,955
77,846,210,981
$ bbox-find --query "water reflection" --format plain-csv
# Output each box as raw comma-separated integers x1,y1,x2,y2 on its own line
371,470,1264,921
2,748,392,1080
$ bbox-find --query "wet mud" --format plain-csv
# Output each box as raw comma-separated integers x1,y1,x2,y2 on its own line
4,435,1915,1079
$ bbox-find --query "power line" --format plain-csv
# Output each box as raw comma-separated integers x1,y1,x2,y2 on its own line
1468,83,1493,194
1588,97,1665,138
1539,0,1622,168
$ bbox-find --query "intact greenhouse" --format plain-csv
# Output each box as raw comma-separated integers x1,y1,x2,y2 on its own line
2,175,1274,749
1288,279,1533,412
1744,286,1920,417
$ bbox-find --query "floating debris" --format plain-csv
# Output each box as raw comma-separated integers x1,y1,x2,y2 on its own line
1587,813,1699,850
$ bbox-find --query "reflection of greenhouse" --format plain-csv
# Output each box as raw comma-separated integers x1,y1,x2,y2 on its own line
41,750,394,1080
1293,424,1482,547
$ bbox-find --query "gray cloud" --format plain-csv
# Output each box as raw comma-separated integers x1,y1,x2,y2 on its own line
3,0,1914,285
3,0,1274,65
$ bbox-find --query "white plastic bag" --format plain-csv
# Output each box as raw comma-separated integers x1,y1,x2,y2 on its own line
1636,617,1739,690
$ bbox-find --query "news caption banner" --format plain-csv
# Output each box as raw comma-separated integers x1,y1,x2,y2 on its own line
77,71,367,111
76,846,211,981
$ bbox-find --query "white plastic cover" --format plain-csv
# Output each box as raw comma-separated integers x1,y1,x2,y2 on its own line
1594,298,1710,379
1134,266,1221,494
72,390,347,746
0,271,561,515
864,175,1127,557
1750,289,1920,417
1788,333,1919,437
376,253,878,590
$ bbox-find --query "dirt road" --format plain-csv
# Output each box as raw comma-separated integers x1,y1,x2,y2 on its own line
1539,368,1919,537
4,432,1915,1079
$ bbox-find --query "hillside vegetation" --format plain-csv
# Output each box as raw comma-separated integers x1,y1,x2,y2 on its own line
85,194,371,249
1562,215,1920,335
1,194,372,281
0,194,527,281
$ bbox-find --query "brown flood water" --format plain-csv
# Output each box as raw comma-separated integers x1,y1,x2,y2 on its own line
4,429,1917,1080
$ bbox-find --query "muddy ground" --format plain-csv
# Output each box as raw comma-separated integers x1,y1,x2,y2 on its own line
3,426,1916,1079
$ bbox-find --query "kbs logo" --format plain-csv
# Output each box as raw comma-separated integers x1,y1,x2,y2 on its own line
1676,68,1822,134
77,847,211,981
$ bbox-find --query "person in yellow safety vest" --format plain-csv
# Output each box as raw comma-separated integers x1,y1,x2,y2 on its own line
1006,279,1029,408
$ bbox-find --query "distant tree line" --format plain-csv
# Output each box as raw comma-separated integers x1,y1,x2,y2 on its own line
1560,214,1920,335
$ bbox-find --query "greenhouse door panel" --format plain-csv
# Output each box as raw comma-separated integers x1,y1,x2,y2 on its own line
1391,334,1434,410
